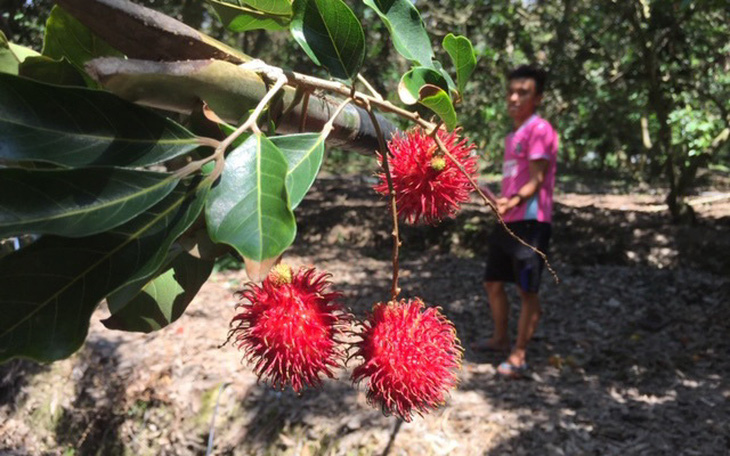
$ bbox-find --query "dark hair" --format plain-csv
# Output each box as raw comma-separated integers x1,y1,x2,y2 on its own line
508,65,547,95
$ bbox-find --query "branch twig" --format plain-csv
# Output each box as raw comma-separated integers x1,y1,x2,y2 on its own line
321,97,353,139
174,75,288,182
357,74,383,101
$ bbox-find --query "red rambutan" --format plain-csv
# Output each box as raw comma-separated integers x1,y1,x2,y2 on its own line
374,129,478,225
350,298,463,422
229,264,348,393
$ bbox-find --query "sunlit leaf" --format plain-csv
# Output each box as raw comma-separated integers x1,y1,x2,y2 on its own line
205,133,296,261
0,31,40,75
419,84,458,130
398,66,450,105
291,0,365,80
270,133,325,209
206,0,291,32
363,0,434,67
443,33,476,96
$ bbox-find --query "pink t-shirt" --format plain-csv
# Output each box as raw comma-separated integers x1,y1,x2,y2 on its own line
501,114,558,223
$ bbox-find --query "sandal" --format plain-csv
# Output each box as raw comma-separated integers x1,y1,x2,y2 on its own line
497,361,529,379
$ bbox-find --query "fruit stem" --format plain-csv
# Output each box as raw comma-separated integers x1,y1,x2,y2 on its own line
363,99,401,300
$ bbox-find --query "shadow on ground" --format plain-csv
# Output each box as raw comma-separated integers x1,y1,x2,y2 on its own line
2,175,729,455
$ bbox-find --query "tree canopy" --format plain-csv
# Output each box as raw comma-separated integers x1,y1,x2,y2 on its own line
0,0,727,365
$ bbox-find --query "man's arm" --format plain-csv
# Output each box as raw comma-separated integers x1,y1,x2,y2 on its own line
497,159,549,215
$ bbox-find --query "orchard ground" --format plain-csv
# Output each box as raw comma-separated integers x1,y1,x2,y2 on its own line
1,172,729,455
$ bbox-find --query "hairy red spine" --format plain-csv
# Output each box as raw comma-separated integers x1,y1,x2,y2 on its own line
350,298,463,421
230,266,348,393
374,129,478,225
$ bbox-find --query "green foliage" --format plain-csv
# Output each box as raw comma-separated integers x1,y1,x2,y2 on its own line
270,133,326,209
206,0,291,32
0,168,178,238
0,31,39,74
442,34,476,98
418,84,458,130
398,67,450,105
0,181,208,362
205,133,297,262
3,0,725,365
41,5,122,79
103,252,215,333
291,0,366,80
0,73,201,167
18,56,86,86
363,0,434,67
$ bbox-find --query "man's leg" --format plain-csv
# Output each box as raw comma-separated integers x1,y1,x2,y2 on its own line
483,281,510,350
506,289,541,366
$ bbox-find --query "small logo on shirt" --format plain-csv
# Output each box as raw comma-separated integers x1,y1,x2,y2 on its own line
503,159,517,178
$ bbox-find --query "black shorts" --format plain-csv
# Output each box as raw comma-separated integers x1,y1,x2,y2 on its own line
484,220,552,293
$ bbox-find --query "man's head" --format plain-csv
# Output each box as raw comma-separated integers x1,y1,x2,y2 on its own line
506,65,546,124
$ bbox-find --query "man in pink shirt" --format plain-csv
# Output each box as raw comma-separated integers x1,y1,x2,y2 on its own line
477,66,558,378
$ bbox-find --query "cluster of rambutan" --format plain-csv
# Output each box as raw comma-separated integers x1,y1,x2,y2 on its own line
230,128,474,421
374,128,478,225
229,264,463,422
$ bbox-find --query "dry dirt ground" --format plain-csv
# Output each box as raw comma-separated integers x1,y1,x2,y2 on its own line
1,175,729,456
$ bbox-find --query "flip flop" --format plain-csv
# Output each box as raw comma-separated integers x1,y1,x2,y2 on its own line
497,361,529,379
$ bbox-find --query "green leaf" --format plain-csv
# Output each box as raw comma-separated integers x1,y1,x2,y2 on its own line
220,0,292,15
0,180,209,363
291,0,366,80
0,31,40,75
363,0,433,67
398,66,450,105
8,43,40,63
102,253,214,333
0,73,202,168
270,133,324,209
115,182,210,294
207,0,291,32
0,168,178,238
19,56,86,86
42,6,123,75
419,84,458,130
433,59,459,99
205,133,296,261
0,35,20,75
442,33,476,97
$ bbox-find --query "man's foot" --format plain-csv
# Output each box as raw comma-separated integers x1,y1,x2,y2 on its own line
497,350,528,378
470,337,510,353
497,360,529,379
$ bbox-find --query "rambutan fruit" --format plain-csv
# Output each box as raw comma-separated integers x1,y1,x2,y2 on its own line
374,129,477,225
229,264,348,393
350,298,463,422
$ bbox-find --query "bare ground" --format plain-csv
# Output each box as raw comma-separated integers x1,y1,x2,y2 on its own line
1,175,729,456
